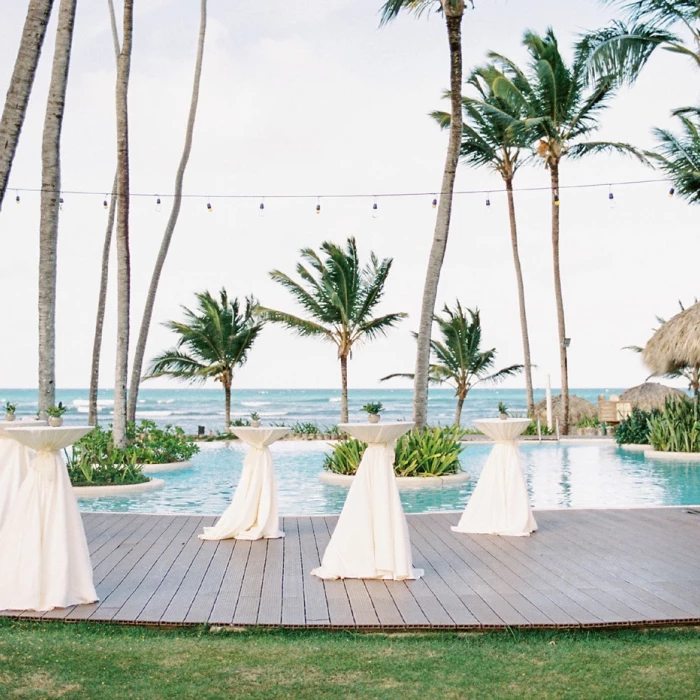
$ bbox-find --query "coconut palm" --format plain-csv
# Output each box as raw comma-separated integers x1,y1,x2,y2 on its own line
113,0,134,448
583,1,695,85
380,0,468,430
381,302,523,426
485,28,647,433
259,237,406,424
37,0,77,417
432,64,535,415
0,0,55,211
127,0,209,424
88,0,121,426
144,290,263,427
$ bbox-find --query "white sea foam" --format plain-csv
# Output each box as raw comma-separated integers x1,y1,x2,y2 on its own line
136,410,173,418
72,398,113,407
157,399,175,404
328,397,341,403
241,401,271,407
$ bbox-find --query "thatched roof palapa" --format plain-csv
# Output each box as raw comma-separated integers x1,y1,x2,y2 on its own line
619,382,687,412
642,302,700,375
533,395,597,425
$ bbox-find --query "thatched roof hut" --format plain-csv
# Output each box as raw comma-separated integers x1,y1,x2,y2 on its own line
533,395,596,425
642,302,700,375
619,382,687,412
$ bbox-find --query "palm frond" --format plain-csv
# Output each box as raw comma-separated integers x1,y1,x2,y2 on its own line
478,364,525,385
566,140,651,164
256,307,333,340
379,372,415,382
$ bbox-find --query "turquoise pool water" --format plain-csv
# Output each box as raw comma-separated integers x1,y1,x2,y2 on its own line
77,441,700,516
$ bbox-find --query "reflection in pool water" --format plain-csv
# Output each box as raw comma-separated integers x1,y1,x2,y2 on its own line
77,440,700,516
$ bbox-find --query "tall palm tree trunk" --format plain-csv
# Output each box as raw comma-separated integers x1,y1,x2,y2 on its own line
505,178,534,416
37,0,76,417
0,0,54,211
454,394,465,426
224,379,231,427
127,0,208,424
113,0,134,449
88,0,121,426
340,353,349,424
88,174,117,425
550,163,569,434
413,8,464,430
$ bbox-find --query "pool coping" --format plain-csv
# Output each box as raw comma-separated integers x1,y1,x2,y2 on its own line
74,478,166,497
140,460,193,474
318,471,471,488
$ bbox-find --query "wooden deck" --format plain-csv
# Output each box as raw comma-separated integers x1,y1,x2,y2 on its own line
3,508,700,629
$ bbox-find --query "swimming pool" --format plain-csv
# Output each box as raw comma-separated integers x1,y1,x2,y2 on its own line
76,440,700,516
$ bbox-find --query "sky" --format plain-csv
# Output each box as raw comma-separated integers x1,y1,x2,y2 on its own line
0,0,698,393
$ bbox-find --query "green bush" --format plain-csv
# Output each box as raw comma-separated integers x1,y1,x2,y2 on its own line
323,426,465,477
648,397,700,453
67,421,199,486
576,415,601,429
292,421,321,435
615,407,654,445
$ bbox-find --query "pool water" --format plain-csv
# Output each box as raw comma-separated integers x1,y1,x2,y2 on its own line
77,441,700,516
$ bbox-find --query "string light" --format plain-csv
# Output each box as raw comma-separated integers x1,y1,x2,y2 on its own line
554,192,559,207
59,196,64,210
669,187,675,197
485,193,491,207
316,197,321,215
431,197,437,208
15,192,20,204
608,188,614,201
155,196,161,212
103,196,108,209
372,198,378,219
259,200,265,212
207,201,212,212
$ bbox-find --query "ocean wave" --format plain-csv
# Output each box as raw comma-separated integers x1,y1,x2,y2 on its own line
157,399,175,404
328,397,341,403
230,410,288,418
241,401,271,407
135,410,173,417
72,399,113,407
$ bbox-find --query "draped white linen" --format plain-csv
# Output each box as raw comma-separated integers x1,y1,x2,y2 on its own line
312,422,423,581
200,427,290,542
452,418,537,537
0,422,42,531
0,426,98,611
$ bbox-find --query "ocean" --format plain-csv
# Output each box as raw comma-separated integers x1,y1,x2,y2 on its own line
0,386,622,434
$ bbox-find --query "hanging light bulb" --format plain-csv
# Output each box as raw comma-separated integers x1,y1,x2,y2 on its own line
554,192,560,207
103,196,108,210
431,197,437,209
485,193,491,207
608,190,614,201
59,196,64,210
15,192,20,204
156,196,162,212
669,186,675,197
316,198,321,215
372,198,378,219
259,201,265,211
207,201,212,212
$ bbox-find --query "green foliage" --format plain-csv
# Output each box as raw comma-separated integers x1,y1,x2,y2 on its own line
324,427,465,477
648,397,700,453
67,421,198,486
291,422,321,435
4,401,17,414
229,418,251,427
653,110,700,205
46,401,67,417
521,420,554,436
250,411,261,421
498,402,509,416
615,408,654,445
576,415,601,429
361,402,384,415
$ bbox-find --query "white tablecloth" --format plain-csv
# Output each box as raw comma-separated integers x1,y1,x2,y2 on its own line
452,418,537,537
312,422,423,580
0,422,43,531
0,426,98,611
200,427,290,541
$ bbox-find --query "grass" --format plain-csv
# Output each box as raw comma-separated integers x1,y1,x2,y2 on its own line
1,620,699,698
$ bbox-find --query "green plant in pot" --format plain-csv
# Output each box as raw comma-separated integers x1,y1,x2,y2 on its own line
46,401,67,427
4,401,17,422
362,402,384,424
250,411,261,428
498,402,509,420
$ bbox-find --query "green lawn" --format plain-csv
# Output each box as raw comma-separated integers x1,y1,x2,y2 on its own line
1,620,699,699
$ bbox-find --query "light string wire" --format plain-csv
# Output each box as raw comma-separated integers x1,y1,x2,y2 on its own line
8,177,672,202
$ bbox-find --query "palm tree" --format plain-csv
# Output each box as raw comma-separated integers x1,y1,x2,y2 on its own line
113,0,134,448
258,237,406,424
432,64,535,415
381,302,523,425
127,0,208,424
380,0,467,430
583,1,695,85
485,28,647,433
88,0,121,426
0,0,55,211
37,0,76,417
144,290,263,427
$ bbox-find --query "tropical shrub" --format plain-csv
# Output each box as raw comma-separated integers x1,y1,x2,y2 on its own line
576,415,601,429
127,420,199,464
292,421,322,435
615,408,654,445
521,420,554,437
323,427,465,477
648,398,700,453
